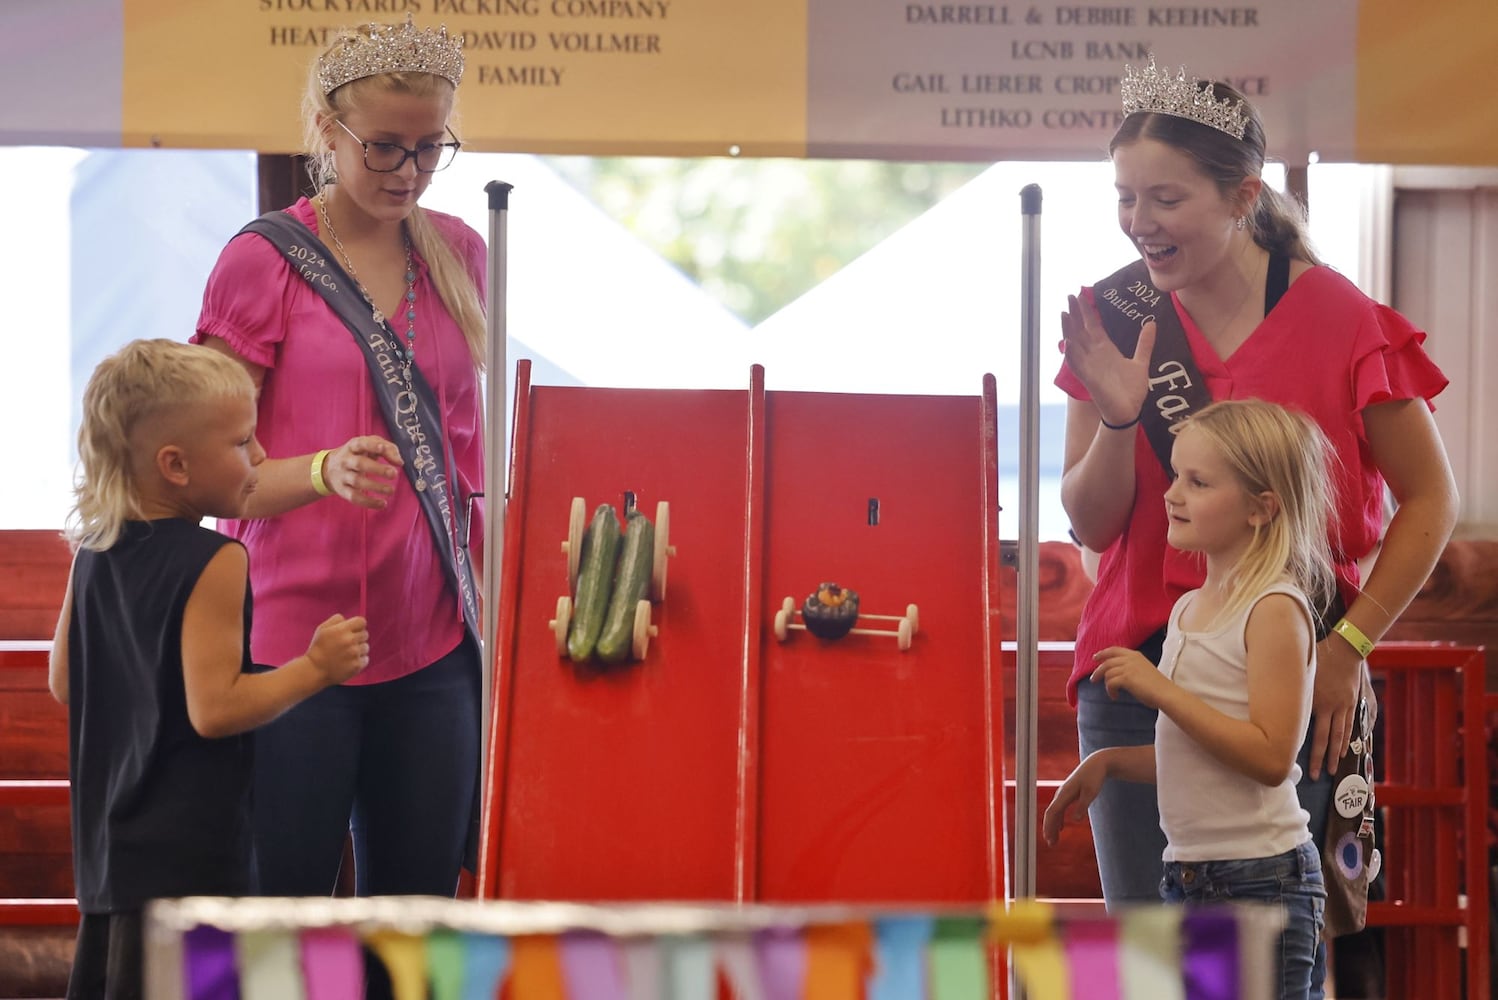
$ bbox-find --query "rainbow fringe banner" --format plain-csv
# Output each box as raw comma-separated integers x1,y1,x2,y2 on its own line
144,898,1284,1000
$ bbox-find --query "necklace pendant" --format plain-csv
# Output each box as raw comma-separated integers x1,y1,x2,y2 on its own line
414,477,428,492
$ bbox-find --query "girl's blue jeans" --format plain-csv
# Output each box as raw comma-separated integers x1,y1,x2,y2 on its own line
1161,841,1328,1000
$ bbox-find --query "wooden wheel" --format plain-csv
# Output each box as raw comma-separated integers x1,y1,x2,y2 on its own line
906,603,920,634
563,497,586,593
897,617,913,652
782,595,795,617
650,500,672,601
550,595,572,657
773,608,789,642
631,599,656,660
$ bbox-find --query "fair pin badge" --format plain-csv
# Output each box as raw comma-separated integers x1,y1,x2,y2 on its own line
1335,774,1371,819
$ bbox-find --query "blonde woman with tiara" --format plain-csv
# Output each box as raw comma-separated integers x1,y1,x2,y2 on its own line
193,17,488,903
50,339,367,999
1045,399,1338,999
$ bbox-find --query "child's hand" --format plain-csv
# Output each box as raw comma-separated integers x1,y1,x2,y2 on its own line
1043,756,1106,847
306,613,369,684
1091,646,1170,707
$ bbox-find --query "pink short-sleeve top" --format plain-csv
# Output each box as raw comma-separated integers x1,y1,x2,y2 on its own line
195,198,487,684
1055,265,1448,704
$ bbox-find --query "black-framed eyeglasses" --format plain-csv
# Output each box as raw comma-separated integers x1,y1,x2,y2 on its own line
335,120,462,173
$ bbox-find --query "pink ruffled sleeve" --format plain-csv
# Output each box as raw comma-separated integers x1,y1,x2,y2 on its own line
1349,301,1449,415
193,231,300,369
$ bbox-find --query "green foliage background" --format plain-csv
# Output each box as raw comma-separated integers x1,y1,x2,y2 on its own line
542,157,987,325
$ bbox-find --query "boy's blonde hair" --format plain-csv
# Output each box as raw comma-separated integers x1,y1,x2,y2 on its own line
1173,399,1339,631
302,31,487,370
69,339,255,553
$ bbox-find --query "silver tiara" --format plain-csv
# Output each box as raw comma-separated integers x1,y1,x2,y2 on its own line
1120,55,1248,140
317,14,465,96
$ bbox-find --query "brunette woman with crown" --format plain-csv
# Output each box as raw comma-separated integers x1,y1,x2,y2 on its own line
1054,53,1457,968
194,17,487,902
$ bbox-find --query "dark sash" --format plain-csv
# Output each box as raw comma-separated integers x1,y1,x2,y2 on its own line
1092,256,1340,636
242,211,480,646
1091,258,1213,472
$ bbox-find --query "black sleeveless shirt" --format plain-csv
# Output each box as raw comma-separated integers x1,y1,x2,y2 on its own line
67,519,253,912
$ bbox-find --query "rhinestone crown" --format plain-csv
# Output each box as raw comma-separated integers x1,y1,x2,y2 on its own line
1120,55,1248,141
317,15,465,96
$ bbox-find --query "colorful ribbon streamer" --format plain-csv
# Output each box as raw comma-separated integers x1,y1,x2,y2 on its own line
184,925,241,1000
1181,908,1238,1000
803,922,872,1000
662,933,717,1000
511,934,568,1000
161,899,1294,1000
1120,907,1185,1000
365,930,427,1000
1061,918,1121,1000
560,930,628,1000
462,931,512,1000
299,926,362,1000
753,926,807,1000
928,917,989,1000
619,935,663,1000
715,933,766,1000
236,929,304,1000
425,930,465,1000
868,916,933,1000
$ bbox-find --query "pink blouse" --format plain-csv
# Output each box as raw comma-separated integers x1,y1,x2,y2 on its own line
1055,265,1448,704
195,198,487,684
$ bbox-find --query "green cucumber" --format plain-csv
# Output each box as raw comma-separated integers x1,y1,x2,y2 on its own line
567,504,621,662
595,509,655,664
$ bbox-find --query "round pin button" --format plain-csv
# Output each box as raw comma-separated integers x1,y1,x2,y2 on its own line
1333,832,1365,880
1367,847,1382,883
1335,774,1371,818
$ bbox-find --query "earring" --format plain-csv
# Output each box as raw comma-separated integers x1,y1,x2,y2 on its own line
1235,215,1248,231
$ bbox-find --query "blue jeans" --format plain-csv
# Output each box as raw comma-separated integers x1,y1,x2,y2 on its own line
1161,842,1328,1000
1076,676,1167,905
248,638,481,897
1076,632,1335,906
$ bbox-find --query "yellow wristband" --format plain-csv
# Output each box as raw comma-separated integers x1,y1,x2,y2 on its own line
310,449,334,498
1332,617,1375,659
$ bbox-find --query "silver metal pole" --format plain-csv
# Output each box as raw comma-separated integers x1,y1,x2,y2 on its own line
480,181,513,814
1006,181,1043,1000
1014,183,1043,901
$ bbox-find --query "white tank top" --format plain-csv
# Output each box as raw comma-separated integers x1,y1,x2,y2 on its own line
1156,582,1314,862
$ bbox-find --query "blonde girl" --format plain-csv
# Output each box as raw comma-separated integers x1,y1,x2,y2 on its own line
1045,399,1337,999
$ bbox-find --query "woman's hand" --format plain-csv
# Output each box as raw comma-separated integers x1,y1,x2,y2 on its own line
1307,634,1362,779
322,436,403,509
1060,291,1156,428
1301,398,1459,780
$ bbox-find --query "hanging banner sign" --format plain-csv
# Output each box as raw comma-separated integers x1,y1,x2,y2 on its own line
804,1,1357,162
2,0,1497,164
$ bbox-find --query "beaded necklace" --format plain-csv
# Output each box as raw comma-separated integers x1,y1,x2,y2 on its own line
317,193,418,363
317,192,429,492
